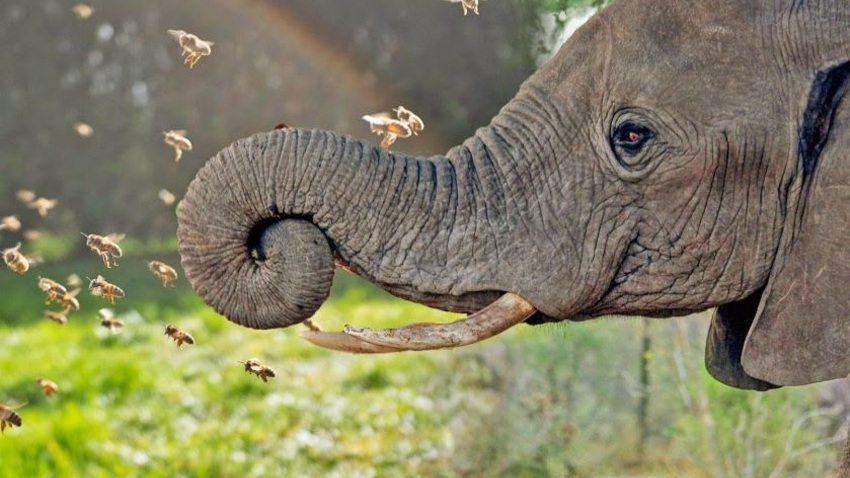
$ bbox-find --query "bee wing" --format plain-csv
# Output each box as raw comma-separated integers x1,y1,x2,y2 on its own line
1,402,28,411
104,233,125,243
362,112,394,124
172,130,188,136
167,29,186,40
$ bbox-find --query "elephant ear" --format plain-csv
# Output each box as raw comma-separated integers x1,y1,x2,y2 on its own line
737,60,850,386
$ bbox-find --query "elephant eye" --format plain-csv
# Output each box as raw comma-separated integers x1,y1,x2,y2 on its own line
611,121,655,156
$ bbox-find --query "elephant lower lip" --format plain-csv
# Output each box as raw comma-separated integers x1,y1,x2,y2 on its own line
300,292,537,353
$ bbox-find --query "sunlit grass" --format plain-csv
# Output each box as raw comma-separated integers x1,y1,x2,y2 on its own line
0,255,845,477
0,257,462,477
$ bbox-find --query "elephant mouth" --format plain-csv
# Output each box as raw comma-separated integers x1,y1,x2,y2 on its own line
301,291,538,353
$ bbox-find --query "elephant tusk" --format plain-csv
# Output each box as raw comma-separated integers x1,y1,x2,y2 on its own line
301,317,402,353
302,292,536,353
300,330,406,353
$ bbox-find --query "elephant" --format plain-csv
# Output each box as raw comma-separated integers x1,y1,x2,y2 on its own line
177,0,850,397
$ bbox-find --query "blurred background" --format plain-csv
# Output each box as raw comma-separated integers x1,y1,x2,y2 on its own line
0,0,847,477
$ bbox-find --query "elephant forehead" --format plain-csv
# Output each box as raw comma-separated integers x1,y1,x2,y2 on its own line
559,0,782,124
601,0,760,66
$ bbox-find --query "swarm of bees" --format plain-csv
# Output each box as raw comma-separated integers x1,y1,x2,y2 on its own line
362,105,425,149
82,233,123,268
163,130,192,162
3,243,29,274
0,404,22,434
35,378,58,397
99,309,124,334
167,30,214,68
0,21,291,439
240,359,276,383
164,325,194,347
88,275,125,304
445,0,482,16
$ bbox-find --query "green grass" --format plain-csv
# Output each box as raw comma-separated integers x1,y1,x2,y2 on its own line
0,254,465,477
0,253,846,477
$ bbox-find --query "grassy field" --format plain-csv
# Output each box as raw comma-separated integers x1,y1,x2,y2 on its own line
0,248,846,477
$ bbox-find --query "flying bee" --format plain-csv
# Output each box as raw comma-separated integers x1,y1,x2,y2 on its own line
98,308,121,332
38,277,68,304
71,4,93,19
0,403,23,434
16,189,36,204
82,233,123,268
73,122,94,137
158,189,176,206
163,130,193,162
362,113,413,149
239,358,276,383
393,106,425,135
303,318,321,332
23,230,41,241
58,289,81,312
35,378,58,397
44,310,68,325
167,30,214,68
445,0,481,16
148,261,178,287
3,243,29,274
66,273,82,292
100,316,124,334
164,325,194,347
28,197,57,218
88,275,125,304
0,216,21,232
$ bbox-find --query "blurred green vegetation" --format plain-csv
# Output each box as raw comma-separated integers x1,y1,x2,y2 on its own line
0,246,845,477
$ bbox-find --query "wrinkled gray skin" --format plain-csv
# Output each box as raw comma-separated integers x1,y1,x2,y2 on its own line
178,0,850,399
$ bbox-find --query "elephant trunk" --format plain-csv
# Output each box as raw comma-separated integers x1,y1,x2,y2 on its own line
177,126,533,331
177,130,339,329
177,83,572,350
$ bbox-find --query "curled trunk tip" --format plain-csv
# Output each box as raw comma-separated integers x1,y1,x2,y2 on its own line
177,130,334,329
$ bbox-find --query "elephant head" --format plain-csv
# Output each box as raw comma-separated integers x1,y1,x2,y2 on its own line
177,0,850,390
